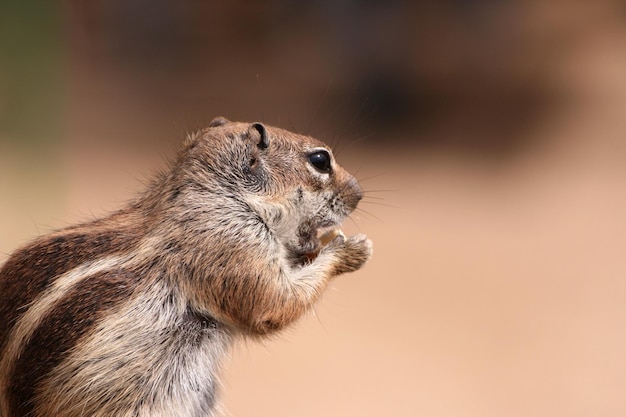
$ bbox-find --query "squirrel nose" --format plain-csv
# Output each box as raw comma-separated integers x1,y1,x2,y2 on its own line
344,177,363,210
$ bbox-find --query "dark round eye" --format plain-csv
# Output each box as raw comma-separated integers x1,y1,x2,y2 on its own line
308,150,332,173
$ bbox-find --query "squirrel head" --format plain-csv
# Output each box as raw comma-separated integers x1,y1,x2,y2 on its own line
174,117,363,264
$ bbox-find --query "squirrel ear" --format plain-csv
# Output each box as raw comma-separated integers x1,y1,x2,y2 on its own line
209,117,229,127
249,122,269,150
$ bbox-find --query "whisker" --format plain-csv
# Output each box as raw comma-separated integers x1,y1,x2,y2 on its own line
360,195,387,200
360,201,400,209
328,131,339,152
346,215,362,231
310,306,327,331
356,172,390,183
360,188,399,193
334,131,377,159
350,131,377,146
353,207,383,223
344,93,380,134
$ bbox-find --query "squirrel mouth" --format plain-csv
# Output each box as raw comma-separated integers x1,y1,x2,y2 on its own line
317,227,344,246
294,223,344,265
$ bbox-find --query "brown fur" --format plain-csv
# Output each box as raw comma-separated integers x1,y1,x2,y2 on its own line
9,268,142,416
0,118,372,417
0,214,143,352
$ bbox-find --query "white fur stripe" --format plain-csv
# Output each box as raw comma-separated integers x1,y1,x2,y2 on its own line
0,236,162,416
0,255,129,415
37,282,229,417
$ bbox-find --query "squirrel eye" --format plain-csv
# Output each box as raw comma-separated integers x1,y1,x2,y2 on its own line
308,150,332,173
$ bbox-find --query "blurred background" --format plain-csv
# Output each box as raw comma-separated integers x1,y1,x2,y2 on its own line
1,1,626,416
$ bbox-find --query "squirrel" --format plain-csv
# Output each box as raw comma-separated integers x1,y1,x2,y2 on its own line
0,117,372,417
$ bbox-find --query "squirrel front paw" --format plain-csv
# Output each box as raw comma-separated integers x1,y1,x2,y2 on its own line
324,233,373,275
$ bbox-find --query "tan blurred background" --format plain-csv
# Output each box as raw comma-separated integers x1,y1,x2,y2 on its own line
2,1,626,416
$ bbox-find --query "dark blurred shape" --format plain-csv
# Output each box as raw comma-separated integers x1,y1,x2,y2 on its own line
0,1,63,148
8,1,622,156
62,0,568,156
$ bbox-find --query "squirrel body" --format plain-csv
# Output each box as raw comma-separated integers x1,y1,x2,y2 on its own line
0,118,372,417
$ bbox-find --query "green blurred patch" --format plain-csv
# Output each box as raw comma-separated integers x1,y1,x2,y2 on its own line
0,1,64,148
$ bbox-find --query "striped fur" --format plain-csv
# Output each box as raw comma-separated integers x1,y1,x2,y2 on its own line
0,119,372,416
